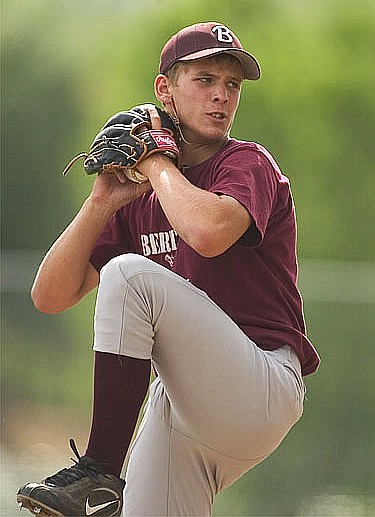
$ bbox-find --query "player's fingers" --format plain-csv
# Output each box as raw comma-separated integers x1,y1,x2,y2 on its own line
146,104,162,130
102,165,127,184
113,169,127,184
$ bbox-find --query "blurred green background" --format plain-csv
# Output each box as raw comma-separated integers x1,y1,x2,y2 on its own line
1,0,374,515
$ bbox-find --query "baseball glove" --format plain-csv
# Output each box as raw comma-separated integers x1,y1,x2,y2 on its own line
63,104,180,183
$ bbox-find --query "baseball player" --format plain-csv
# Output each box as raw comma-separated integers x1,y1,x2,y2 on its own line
17,22,320,517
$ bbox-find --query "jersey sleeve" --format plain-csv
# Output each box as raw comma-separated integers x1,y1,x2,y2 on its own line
90,208,136,272
209,145,280,247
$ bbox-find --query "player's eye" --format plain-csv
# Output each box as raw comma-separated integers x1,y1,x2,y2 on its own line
197,76,212,84
228,80,241,90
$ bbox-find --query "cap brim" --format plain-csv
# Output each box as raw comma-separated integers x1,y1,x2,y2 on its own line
178,47,261,80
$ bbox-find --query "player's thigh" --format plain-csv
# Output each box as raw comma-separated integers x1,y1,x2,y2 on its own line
147,274,273,455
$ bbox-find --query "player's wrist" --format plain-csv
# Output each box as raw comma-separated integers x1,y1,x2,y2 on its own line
137,152,178,177
84,196,118,219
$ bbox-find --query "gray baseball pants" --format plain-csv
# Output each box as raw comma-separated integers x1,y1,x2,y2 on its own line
93,253,305,516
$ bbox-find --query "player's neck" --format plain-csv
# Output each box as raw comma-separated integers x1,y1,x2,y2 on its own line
181,136,229,167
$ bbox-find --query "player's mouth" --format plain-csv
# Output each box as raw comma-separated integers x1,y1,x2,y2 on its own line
207,111,226,122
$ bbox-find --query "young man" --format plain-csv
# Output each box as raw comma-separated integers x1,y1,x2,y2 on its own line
17,22,320,517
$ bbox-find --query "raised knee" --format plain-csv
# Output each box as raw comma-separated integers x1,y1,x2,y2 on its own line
100,253,154,282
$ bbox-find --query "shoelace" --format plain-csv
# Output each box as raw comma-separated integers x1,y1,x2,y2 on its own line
44,439,102,487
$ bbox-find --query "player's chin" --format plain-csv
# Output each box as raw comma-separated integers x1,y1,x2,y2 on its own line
209,119,232,137
182,121,230,146
196,124,230,143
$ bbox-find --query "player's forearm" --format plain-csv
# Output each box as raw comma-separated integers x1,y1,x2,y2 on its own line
140,156,250,257
31,198,111,313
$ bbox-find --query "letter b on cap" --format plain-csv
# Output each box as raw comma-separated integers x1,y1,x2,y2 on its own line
212,25,233,43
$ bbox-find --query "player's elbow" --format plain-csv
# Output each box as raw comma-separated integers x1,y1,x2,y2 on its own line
188,201,251,257
188,218,251,258
31,294,63,314
188,228,231,258
31,286,70,314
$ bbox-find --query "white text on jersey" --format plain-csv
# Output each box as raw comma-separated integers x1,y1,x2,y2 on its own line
140,230,178,257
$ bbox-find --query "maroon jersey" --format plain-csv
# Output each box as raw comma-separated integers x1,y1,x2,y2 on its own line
90,138,320,376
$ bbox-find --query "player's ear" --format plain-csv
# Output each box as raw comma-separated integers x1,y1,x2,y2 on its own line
154,74,173,109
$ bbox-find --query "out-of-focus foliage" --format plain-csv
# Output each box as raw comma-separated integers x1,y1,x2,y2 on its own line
2,0,374,515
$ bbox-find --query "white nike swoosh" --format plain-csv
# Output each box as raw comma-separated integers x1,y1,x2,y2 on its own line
85,497,118,516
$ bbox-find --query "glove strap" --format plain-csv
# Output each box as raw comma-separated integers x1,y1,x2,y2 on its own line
142,129,180,160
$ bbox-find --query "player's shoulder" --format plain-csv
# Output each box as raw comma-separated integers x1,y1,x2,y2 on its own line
221,138,284,178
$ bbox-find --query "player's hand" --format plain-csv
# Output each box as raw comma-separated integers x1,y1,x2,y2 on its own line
86,102,169,213
136,105,176,180
79,104,179,184
147,104,163,131
89,167,152,214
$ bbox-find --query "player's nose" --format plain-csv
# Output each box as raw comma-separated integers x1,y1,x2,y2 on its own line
212,84,229,103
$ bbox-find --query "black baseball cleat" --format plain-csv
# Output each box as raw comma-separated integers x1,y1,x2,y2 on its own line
16,439,125,516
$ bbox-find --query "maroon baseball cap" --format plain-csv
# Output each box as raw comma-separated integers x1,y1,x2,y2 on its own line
159,22,261,80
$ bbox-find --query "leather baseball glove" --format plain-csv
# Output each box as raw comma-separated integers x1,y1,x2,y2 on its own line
63,104,180,183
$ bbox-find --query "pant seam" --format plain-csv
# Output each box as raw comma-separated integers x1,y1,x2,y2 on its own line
116,266,215,310
119,282,130,355
170,425,269,463
166,417,172,517
117,266,185,286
